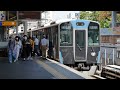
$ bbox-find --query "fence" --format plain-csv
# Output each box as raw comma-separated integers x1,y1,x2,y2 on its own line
99,46,116,70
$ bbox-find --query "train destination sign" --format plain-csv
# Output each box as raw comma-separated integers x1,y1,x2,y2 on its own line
89,26,98,29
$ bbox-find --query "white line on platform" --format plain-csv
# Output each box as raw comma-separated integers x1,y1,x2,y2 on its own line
47,58,95,79
36,60,68,79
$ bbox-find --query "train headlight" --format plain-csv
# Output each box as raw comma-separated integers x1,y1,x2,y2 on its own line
91,52,96,56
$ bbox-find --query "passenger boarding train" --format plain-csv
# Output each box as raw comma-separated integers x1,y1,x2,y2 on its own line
18,19,100,67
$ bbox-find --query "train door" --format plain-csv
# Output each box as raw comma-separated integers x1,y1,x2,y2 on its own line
52,26,59,60
48,27,53,58
74,30,86,62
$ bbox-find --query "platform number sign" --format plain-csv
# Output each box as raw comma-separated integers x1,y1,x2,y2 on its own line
0,11,5,21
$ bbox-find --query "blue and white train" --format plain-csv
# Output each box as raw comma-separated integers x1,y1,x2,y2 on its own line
26,19,100,67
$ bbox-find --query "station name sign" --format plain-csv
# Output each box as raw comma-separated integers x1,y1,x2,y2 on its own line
0,21,16,26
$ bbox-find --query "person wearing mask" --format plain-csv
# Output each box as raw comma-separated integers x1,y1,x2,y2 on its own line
22,35,28,61
13,36,21,62
7,36,15,63
28,36,34,60
25,36,32,60
40,34,48,59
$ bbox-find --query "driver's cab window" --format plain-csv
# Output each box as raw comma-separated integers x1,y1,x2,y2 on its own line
60,22,73,46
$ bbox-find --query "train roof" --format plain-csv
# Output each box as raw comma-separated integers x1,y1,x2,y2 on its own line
57,19,99,24
30,19,99,32
43,19,99,26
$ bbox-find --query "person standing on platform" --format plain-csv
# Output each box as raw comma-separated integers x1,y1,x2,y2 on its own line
7,36,15,63
13,36,21,62
40,34,48,60
22,35,28,61
25,36,32,60
34,35,40,56
28,36,34,60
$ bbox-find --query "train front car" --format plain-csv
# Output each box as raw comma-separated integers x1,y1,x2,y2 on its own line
87,21,100,66
59,19,100,67
71,20,88,66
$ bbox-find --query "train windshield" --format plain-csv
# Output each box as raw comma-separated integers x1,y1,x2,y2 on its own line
88,22,100,46
60,22,73,46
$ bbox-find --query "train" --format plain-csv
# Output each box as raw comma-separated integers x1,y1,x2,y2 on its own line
14,19,100,68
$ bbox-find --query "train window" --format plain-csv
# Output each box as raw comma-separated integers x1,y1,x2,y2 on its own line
60,22,73,46
88,22,100,46
76,22,84,26
75,30,85,47
88,31,99,45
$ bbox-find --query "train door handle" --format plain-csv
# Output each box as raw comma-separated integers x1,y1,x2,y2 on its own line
77,44,82,51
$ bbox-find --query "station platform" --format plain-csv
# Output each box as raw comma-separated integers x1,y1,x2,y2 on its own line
0,57,95,79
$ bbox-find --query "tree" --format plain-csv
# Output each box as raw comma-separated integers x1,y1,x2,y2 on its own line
80,11,111,28
116,13,120,23
98,11,111,28
80,11,91,20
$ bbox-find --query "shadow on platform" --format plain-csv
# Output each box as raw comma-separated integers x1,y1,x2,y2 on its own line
0,57,55,79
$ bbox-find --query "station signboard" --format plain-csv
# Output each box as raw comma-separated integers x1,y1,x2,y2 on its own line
2,21,16,26
18,11,41,20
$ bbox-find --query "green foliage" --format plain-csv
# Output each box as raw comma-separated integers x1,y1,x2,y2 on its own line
80,11,111,28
